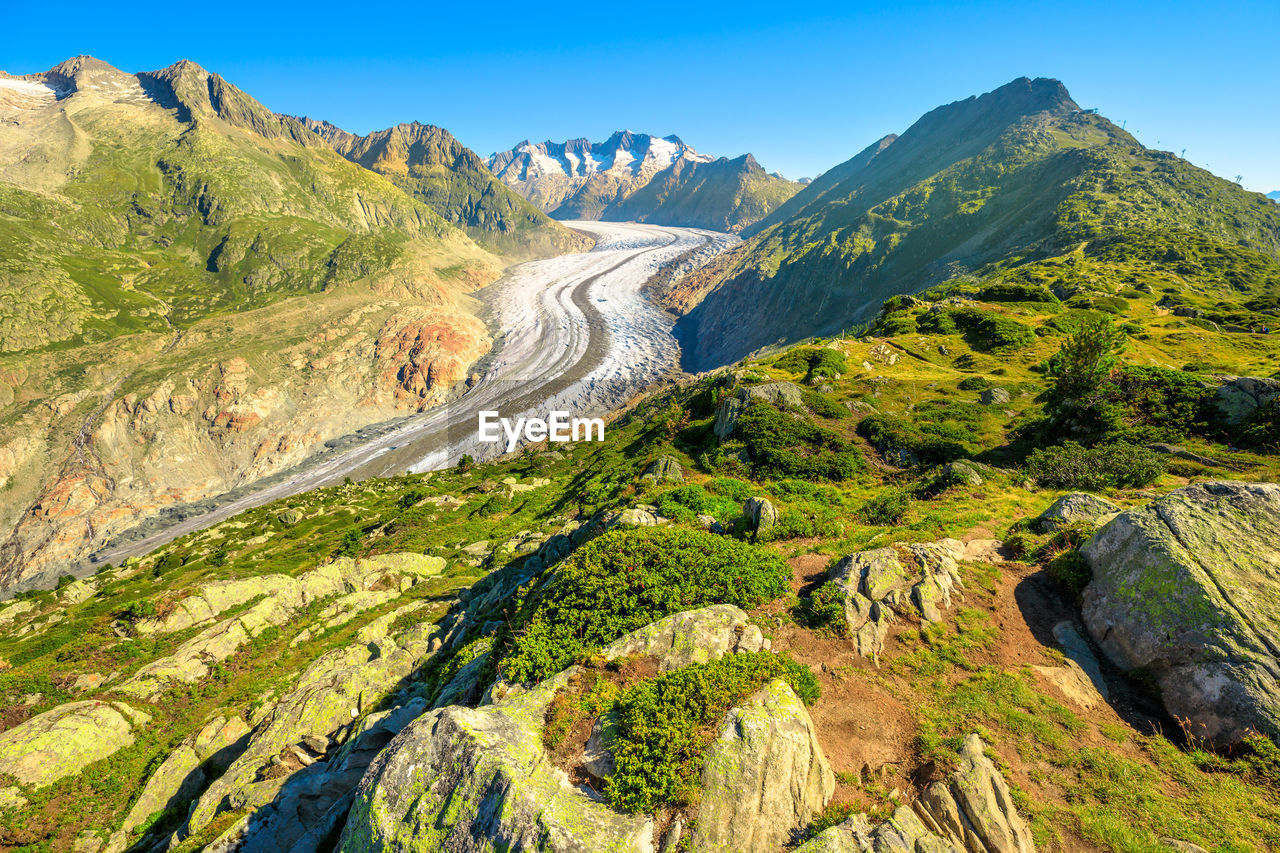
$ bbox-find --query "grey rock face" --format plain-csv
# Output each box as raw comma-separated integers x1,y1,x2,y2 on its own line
691,679,835,853
828,541,967,658
1212,375,1280,425
979,387,1011,405
1082,481,1280,744
337,605,760,853
1034,493,1120,533
641,455,684,484
796,735,1034,853
744,496,778,534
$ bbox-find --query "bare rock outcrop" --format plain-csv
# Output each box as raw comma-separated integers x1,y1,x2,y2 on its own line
693,678,835,853
0,701,150,787
1082,481,1280,744
828,540,968,659
797,735,1034,853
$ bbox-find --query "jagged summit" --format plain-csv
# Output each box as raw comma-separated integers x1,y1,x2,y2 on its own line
486,130,797,226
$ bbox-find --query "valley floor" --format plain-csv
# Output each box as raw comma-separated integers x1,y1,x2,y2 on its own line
86,223,736,571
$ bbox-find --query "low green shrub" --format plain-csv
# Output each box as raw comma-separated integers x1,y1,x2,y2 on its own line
979,282,1058,303
500,527,790,683
802,389,850,420
957,376,989,391
1025,442,1165,490
952,308,1037,353
858,487,912,525
857,414,969,466
774,347,847,379
798,581,848,636
652,484,740,524
736,403,862,481
606,652,819,812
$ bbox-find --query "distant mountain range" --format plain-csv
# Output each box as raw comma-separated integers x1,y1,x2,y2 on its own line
487,131,799,231
672,77,1280,368
1269,190,1280,203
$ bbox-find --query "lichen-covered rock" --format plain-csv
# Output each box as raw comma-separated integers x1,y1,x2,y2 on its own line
339,677,655,853
713,396,743,439
744,496,777,534
181,624,438,840
641,456,683,484
338,605,760,852
119,554,441,698
0,700,150,787
980,387,1011,405
797,735,1033,853
827,540,967,658
741,381,806,410
1034,493,1120,533
119,715,250,838
1212,375,1280,424
692,679,834,853
601,604,760,671
1082,481,1280,744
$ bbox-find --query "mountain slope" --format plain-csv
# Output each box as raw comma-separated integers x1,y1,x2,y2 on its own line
674,77,1280,368
301,118,590,257
0,56,504,591
1269,190,1280,203
602,153,801,232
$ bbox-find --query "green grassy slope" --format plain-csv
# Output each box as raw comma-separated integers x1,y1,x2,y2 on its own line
675,77,1280,369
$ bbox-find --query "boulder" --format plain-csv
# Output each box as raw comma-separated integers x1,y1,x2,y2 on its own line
0,701,150,787
744,497,778,535
828,541,966,658
713,397,743,439
1081,482,1280,744
601,604,763,671
1034,493,1120,533
931,461,986,490
641,456,683,484
1212,375,1280,424
797,735,1033,853
979,387,1011,405
741,381,806,410
692,679,835,853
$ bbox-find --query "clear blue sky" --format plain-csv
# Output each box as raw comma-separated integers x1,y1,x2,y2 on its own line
5,0,1278,192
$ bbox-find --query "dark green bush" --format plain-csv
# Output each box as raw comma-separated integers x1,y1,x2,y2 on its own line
1025,442,1165,490
858,487,912,525
606,652,819,812
802,389,850,420
958,376,989,391
652,485,740,523
979,282,1058,303
1236,401,1280,452
799,581,850,636
736,403,862,481
857,414,969,466
952,308,1037,353
917,310,959,334
774,347,848,380
500,527,790,684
